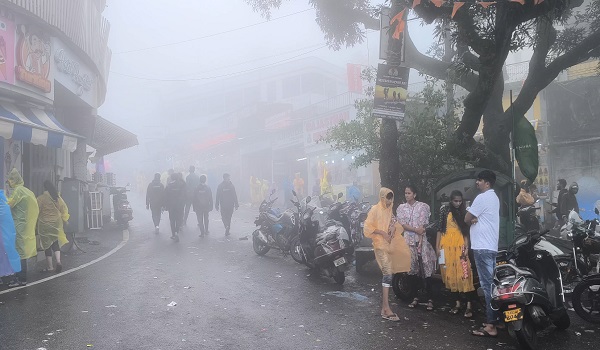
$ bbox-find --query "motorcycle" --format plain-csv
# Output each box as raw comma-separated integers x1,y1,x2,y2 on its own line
111,186,133,228
491,229,570,350
293,193,354,284
553,210,600,291
252,189,302,260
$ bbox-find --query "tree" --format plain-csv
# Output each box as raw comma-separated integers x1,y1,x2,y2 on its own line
323,72,464,204
245,0,600,174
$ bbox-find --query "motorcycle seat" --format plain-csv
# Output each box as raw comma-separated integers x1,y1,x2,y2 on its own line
512,266,538,280
266,212,285,223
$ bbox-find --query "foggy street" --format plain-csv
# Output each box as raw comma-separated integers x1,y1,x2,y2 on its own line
0,195,598,350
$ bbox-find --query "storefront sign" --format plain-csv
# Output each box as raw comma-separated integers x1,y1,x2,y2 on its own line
15,24,52,93
304,111,350,146
0,12,15,84
372,64,409,121
347,63,362,94
52,38,98,107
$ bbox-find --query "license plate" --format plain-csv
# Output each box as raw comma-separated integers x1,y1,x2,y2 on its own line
496,260,507,266
504,308,523,322
334,257,346,267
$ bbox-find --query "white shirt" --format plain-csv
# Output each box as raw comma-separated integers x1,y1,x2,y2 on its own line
468,189,500,252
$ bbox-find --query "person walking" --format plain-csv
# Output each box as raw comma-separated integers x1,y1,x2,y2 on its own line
396,185,437,311
465,170,500,338
560,182,580,218
549,179,568,227
293,173,305,197
146,173,164,234
193,174,213,237
215,173,239,236
36,181,70,273
6,168,39,287
348,181,361,203
164,172,186,241
184,166,201,226
436,190,476,318
363,188,411,322
0,189,21,282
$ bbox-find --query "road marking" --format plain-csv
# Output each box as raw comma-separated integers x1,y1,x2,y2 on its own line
0,229,130,295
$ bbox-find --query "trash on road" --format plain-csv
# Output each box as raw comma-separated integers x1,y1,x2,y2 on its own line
575,331,582,336
105,305,117,308
168,301,177,307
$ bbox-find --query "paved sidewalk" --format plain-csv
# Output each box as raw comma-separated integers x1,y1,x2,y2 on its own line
0,223,126,291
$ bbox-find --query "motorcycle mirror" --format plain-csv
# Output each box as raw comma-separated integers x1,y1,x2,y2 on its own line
306,196,311,203
271,189,276,195
292,190,297,197
337,192,343,199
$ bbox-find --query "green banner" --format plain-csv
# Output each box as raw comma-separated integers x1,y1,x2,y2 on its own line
514,116,539,183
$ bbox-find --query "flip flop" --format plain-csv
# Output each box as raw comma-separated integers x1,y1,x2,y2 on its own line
471,327,498,338
381,313,401,322
39,268,55,273
464,308,473,318
450,306,460,314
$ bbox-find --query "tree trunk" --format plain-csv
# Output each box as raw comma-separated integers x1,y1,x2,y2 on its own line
379,119,401,209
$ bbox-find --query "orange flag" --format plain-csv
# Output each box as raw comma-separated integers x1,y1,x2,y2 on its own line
431,0,444,7
390,9,406,40
452,2,465,18
478,1,496,8
510,0,525,4
412,0,422,8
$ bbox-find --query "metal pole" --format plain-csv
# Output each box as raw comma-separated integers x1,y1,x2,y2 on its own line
510,90,516,187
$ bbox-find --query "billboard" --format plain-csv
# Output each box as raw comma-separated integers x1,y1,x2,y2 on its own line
372,64,409,121
0,13,15,84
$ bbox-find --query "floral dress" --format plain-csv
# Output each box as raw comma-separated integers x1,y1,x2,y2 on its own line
396,201,436,278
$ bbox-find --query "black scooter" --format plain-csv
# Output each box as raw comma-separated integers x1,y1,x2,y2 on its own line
111,186,133,228
492,229,570,350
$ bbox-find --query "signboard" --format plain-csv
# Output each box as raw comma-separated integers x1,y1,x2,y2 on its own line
372,64,409,120
0,12,15,84
379,7,405,61
304,110,350,147
347,63,362,93
15,24,52,93
52,37,98,107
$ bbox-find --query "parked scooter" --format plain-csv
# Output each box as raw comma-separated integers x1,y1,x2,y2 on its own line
491,229,570,350
252,189,301,259
111,186,133,228
293,193,354,284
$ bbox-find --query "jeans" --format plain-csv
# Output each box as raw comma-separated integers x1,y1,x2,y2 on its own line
169,207,184,235
183,201,193,225
196,211,209,234
473,249,498,324
221,207,234,231
150,206,162,227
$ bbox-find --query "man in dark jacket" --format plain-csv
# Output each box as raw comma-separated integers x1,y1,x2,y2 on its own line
164,172,186,241
146,173,164,234
215,173,239,236
184,166,201,227
560,182,580,219
193,174,213,237
550,179,569,226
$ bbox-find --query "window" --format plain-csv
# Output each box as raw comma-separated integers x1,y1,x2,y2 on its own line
282,75,302,98
301,72,324,95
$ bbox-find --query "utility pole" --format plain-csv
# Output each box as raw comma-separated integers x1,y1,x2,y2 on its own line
443,19,454,138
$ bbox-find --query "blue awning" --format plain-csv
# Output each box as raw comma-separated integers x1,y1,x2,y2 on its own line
0,103,81,152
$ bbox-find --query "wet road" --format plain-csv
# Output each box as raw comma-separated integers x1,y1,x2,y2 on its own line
1,197,599,350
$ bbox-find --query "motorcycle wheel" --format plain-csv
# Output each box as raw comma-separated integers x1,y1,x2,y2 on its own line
572,278,600,324
253,236,271,256
333,270,345,285
553,311,571,330
511,319,537,350
392,273,417,302
289,237,305,264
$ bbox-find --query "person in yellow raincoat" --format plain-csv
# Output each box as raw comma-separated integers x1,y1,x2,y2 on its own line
363,187,411,322
6,168,39,286
37,180,69,273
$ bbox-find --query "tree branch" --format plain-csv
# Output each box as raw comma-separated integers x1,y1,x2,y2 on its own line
404,26,478,91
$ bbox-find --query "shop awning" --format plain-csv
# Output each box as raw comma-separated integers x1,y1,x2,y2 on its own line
88,115,138,156
0,103,81,152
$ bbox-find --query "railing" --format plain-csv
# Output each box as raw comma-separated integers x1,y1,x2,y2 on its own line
7,0,111,93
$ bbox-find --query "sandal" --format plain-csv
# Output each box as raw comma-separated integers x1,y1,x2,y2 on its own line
381,313,401,322
408,298,419,308
450,306,460,314
464,308,473,318
39,268,55,273
426,300,434,311
471,327,498,338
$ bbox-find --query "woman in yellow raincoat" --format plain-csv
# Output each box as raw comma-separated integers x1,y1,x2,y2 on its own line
6,168,39,286
37,180,69,273
363,188,411,322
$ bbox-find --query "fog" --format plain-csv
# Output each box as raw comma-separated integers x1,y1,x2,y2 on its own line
96,1,440,187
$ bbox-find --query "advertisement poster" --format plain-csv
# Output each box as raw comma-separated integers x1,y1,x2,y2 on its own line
379,7,405,61
0,13,15,84
15,24,52,93
372,64,409,121
347,63,362,94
